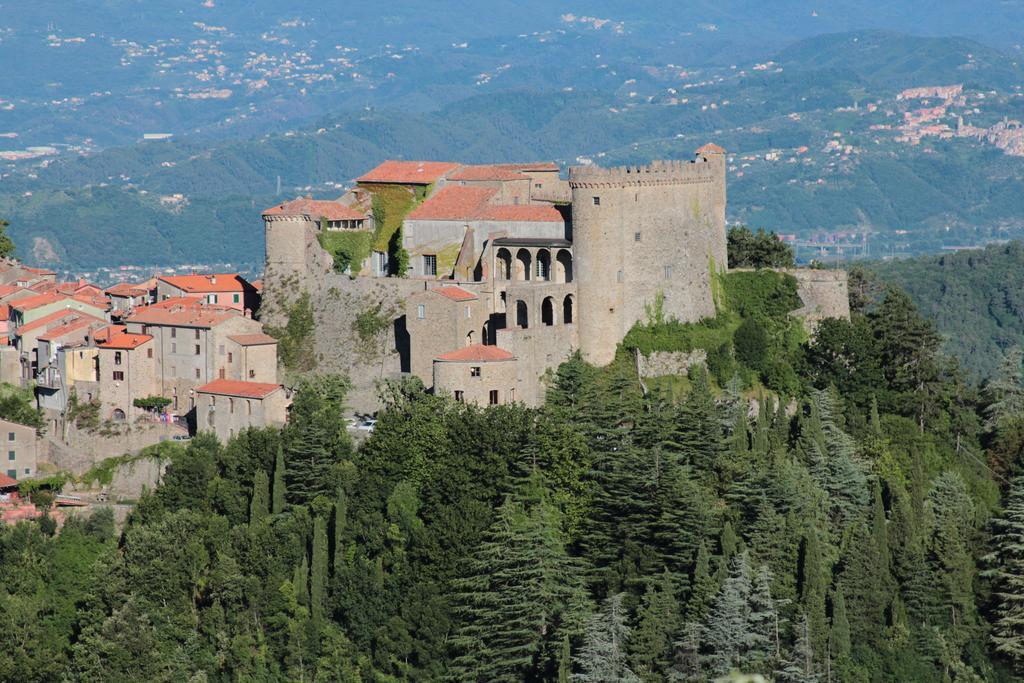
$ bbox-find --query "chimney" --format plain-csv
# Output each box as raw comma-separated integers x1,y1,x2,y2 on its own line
209,275,217,285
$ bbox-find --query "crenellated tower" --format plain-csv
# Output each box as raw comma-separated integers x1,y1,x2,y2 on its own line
569,146,728,365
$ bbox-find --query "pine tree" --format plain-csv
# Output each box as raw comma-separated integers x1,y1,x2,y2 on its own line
310,515,328,622
573,593,640,682
775,614,820,683
630,571,681,680
840,483,893,647
687,540,719,622
701,551,777,677
283,375,352,505
272,444,287,514
249,469,269,524
988,475,1024,671
558,635,572,683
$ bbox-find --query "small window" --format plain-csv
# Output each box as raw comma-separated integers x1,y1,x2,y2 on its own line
249,369,255,379
417,304,426,319
489,390,499,405
7,432,13,442
227,352,233,363
195,368,201,379
471,366,481,377
229,398,234,414
247,400,252,415
114,351,122,365
635,232,642,242
664,265,673,280
454,390,464,402
195,345,201,355
219,368,225,379
592,196,601,206
465,305,471,319
218,344,225,356
617,270,624,283
7,451,14,461
233,293,240,303
147,348,153,359
6,469,14,479
171,328,177,338
23,468,29,475
171,342,177,354
423,255,437,276
170,366,176,378
534,183,542,189
113,371,125,381
195,329,201,340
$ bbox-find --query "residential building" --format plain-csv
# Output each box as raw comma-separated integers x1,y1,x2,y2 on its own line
156,273,260,314
195,379,289,442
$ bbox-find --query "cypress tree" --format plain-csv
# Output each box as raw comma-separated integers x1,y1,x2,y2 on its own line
272,444,287,514
310,515,328,622
840,484,892,647
799,530,829,666
988,474,1024,671
293,555,309,608
701,550,754,677
332,487,348,576
249,469,269,524
830,587,851,660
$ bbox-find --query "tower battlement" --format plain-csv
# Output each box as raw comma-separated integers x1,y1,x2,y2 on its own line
568,158,721,188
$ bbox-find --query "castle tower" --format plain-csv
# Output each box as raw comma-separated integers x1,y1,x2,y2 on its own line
569,146,727,365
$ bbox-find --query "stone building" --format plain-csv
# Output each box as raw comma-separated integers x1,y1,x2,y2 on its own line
156,274,260,315
433,344,518,405
195,379,289,442
97,332,159,424
1,418,38,480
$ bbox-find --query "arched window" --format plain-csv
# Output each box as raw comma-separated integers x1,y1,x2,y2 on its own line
481,321,490,346
563,294,574,325
556,249,573,283
541,297,554,326
515,249,532,282
111,408,126,422
516,300,529,329
466,330,475,346
536,249,551,281
496,248,512,280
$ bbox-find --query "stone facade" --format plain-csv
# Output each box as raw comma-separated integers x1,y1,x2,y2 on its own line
195,381,290,443
433,348,519,405
785,269,851,332
0,419,38,480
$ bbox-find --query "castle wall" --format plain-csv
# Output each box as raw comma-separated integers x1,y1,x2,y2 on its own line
404,290,490,386
569,156,727,365
784,268,851,331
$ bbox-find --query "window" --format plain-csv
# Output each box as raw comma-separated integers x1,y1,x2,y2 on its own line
227,352,233,363
534,183,542,189
147,348,153,359
229,398,234,414
489,390,499,405
635,232,642,242
249,369,255,379
195,329,201,340
423,254,437,276
195,369,201,379
114,352,122,365
171,342,177,354
471,366,481,377
171,366,176,378
417,304,426,319
664,265,673,280
247,400,253,415
6,470,14,479
7,451,14,461
195,345,201,355
171,328,177,338
23,468,29,475
465,305,472,319
219,368,226,379
233,293,240,304
208,294,218,304
7,432,13,442
592,196,601,206
617,270,624,283
113,371,124,381
454,390,464,402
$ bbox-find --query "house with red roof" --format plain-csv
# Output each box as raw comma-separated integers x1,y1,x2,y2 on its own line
156,273,260,314
433,344,517,406
106,281,156,315
97,332,159,424
404,285,491,383
195,378,290,442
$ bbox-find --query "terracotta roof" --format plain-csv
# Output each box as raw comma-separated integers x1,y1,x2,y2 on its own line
38,317,104,342
356,160,459,185
406,187,497,221
479,204,563,222
449,165,527,182
126,297,237,328
432,286,478,302
262,198,367,221
93,325,126,343
158,273,253,294
16,310,103,337
498,162,560,172
0,285,22,299
0,304,9,322
197,379,283,399
228,333,278,346
436,344,515,362
10,292,66,313
99,332,153,350
0,472,17,488
105,282,151,297
696,142,726,155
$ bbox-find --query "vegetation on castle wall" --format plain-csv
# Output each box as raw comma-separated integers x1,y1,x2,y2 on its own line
0,382,45,435
434,241,462,278
622,270,805,394
265,291,316,373
318,228,373,276
66,389,101,433
360,182,430,276
727,225,796,269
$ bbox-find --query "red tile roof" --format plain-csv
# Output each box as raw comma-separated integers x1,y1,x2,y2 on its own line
16,310,103,336
0,304,9,322
262,198,367,221
479,204,563,222
228,333,278,346
0,472,17,488
99,332,153,350
24,266,55,276
432,286,478,302
449,165,527,182
436,344,515,362
93,325,126,343
406,187,497,221
10,292,66,313
696,142,726,155
0,285,22,299
357,160,460,185
498,162,560,172
159,273,253,294
38,317,104,342
197,379,283,399
105,282,151,297
126,297,237,328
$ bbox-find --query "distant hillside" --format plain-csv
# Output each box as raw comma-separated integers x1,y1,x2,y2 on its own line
870,241,1024,381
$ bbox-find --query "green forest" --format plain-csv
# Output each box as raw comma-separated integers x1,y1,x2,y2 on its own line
5,260,1024,681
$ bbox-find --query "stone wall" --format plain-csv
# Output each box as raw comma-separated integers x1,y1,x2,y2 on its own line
783,268,851,331
636,349,708,378
41,421,184,475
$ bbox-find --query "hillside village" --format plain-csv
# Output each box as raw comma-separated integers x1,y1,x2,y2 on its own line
0,144,850,524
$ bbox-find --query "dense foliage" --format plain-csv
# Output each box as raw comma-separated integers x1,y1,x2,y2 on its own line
3,277,1024,681
727,226,796,269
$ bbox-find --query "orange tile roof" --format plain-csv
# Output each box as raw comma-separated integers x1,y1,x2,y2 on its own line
197,379,282,399
228,333,278,346
696,142,726,155
406,186,496,221
158,273,253,294
432,286,478,302
99,332,152,350
262,198,367,221
356,160,460,185
126,297,237,328
0,304,9,322
38,317,104,342
498,162,560,172
0,285,22,299
16,310,103,337
479,204,563,222
10,292,66,313
449,165,527,182
93,324,126,343
0,472,17,488
436,344,514,362
23,266,55,276
105,282,151,297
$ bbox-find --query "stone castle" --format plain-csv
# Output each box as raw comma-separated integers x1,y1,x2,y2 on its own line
262,145,848,410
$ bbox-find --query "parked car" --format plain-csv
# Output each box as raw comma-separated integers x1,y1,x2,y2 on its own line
356,419,377,432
